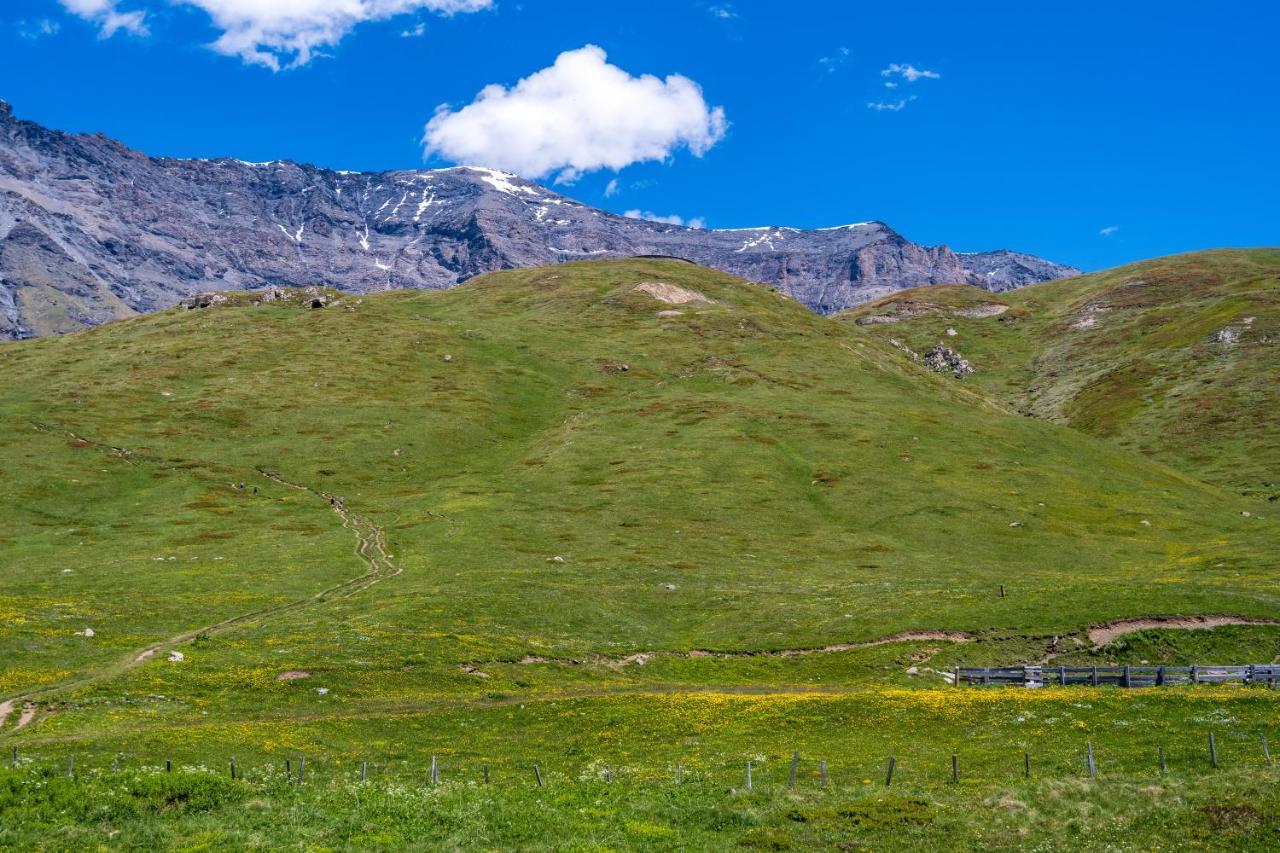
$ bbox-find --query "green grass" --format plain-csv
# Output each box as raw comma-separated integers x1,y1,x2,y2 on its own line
842,249,1280,498
6,764,1280,851
1,257,1277,848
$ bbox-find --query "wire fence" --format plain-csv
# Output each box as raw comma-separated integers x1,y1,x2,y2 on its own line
7,730,1277,791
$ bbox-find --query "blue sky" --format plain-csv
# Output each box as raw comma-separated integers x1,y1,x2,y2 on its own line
2,0,1277,272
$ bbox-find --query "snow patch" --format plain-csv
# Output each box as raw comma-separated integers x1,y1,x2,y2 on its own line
816,222,873,231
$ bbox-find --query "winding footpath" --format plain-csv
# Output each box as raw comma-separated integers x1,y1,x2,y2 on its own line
0,453,401,733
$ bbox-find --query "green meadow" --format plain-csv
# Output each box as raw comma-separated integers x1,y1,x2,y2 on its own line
1,258,1277,848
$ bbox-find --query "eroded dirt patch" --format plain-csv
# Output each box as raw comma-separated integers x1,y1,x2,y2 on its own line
276,670,312,682
1087,615,1280,647
491,630,973,671
633,282,716,305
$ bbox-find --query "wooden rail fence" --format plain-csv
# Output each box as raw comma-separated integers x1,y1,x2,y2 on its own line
956,664,1280,688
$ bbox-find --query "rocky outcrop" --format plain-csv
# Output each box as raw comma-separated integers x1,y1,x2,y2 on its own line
0,100,1079,339
924,344,973,378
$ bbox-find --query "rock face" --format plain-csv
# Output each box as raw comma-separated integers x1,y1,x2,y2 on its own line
0,100,1080,339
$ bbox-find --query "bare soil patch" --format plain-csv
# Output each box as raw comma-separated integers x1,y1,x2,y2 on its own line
633,282,716,305
1087,615,1279,647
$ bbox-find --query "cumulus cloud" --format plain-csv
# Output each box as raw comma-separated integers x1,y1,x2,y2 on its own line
59,0,148,37
625,210,707,230
190,0,491,68
61,1,490,67
423,45,727,182
881,63,941,84
707,3,738,19
604,179,621,198
1099,226,1120,237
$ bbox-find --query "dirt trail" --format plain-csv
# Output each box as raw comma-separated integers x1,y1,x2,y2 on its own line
1087,616,1279,647
0,436,402,725
496,630,973,671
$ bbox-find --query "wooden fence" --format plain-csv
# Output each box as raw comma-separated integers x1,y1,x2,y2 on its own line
956,664,1280,688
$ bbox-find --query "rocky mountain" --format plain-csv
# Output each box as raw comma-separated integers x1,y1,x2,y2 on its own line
0,99,1079,339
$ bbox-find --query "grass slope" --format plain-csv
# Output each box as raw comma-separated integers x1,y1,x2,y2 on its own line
0,258,1277,848
842,249,1280,498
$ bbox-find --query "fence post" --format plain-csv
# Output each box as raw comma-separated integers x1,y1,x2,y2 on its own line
604,766,612,783
1086,742,1096,779
885,756,896,786
112,758,120,773
1262,734,1273,767
789,751,799,788
746,761,753,791
431,756,439,785
67,753,74,778
821,759,828,786
361,760,367,783
285,759,291,780
1191,665,1198,684
1092,666,1098,687
10,747,16,767
1024,751,1030,778
229,757,236,780
676,761,683,784
951,753,959,784
1059,666,1066,685
1159,745,1166,776
533,764,543,787
299,757,305,784
1209,732,1218,768
166,759,172,773
1123,665,1131,688
954,665,961,687
483,764,490,784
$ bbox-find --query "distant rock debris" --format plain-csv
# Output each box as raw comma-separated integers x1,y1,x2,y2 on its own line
924,344,974,378
1212,326,1242,345
955,304,1010,318
855,313,905,326
181,285,336,311
276,670,311,682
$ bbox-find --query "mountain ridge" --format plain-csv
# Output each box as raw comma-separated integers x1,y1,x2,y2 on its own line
0,98,1079,339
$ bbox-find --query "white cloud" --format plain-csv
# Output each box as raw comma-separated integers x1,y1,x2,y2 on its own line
59,0,148,37
1099,226,1120,237
61,1,490,68
423,45,727,182
867,96,917,112
881,63,941,83
708,4,738,19
625,210,707,230
401,22,426,37
818,47,850,73
17,18,62,39
190,0,491,69
604,179,620,198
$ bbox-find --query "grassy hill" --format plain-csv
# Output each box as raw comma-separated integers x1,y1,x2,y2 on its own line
842,249,1280,499
1,258,1278,848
